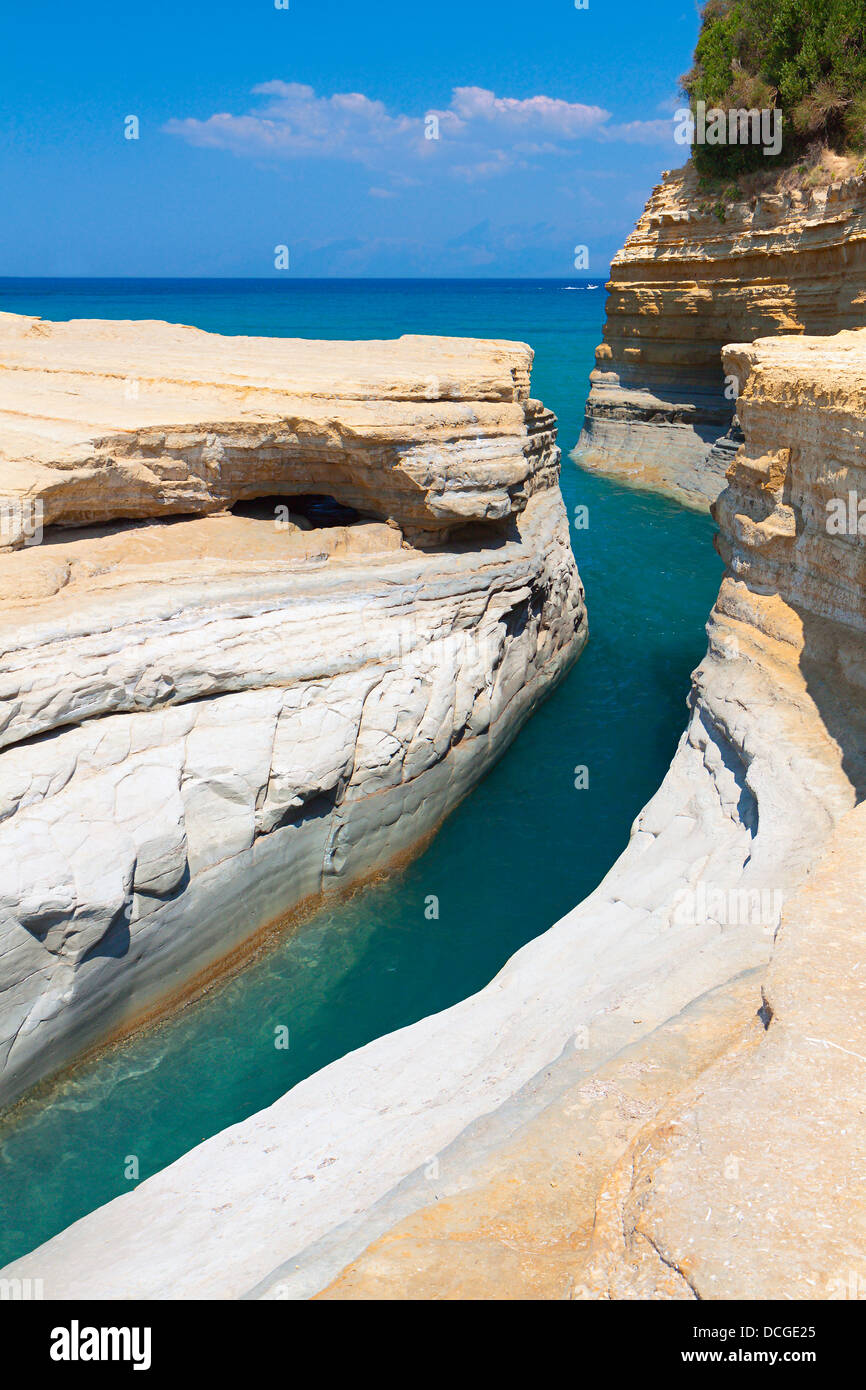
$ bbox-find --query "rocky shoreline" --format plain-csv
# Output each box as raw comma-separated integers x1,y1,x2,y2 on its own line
4,291,866,1302
6,321,865,1298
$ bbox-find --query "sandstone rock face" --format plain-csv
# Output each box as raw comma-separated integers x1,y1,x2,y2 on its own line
580,800,866,1301
9,330,864,1301
577,163,866,509
571,328,866,1298
0,314,550,547
0,314,586,1109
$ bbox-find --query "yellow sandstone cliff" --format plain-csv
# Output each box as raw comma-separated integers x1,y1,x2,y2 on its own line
577,160,866,509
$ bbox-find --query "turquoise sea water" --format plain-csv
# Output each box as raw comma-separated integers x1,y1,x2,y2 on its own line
0,279,720,1267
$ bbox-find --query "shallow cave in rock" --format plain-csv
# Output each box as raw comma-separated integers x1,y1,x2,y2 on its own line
230,494,363,528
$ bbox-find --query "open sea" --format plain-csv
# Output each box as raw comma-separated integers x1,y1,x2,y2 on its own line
0,278,720,1266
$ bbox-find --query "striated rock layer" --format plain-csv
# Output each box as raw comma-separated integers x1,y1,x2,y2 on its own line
576,162,866,509
0,314,550,547
0,314,586,1109
8,329,866,1299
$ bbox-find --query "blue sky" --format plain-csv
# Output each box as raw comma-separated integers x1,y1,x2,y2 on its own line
1,0,700,277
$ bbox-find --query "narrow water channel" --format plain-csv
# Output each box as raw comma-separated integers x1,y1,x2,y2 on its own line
0,278,721,1265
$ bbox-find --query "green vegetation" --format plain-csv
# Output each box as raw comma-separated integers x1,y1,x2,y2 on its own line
682,0,866,174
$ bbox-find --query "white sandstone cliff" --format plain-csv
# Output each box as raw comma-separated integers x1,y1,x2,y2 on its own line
0,314,586,1109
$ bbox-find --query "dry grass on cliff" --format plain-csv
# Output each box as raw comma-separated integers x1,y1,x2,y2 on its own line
755,144,862,193
690,143,865,213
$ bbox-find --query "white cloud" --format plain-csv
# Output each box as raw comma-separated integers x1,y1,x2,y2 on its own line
164,81,418,162
445,86,609,135
601,118,680,145
164,82,674,181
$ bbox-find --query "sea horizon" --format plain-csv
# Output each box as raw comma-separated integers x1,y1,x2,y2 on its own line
0,274,608,284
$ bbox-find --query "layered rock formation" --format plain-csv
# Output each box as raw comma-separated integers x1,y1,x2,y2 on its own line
0,313,552,547
0,313,585,1109
8,328,865,1300
577,161,866,509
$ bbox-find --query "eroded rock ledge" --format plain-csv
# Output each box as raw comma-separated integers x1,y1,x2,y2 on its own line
576,162,866,510
8,329,864,1300
0,314,586,1109
0,313,551,546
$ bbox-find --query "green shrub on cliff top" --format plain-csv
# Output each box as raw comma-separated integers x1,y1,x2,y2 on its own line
683,0,866,174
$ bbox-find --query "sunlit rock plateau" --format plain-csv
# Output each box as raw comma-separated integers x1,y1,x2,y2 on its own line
9,328,866,1301
577,162,866,509
0,313,586,1109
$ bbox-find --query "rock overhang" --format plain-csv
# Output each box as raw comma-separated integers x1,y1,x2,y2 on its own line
0,315,552,547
